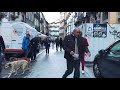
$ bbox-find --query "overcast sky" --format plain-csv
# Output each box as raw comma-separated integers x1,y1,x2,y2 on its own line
43,12,60,23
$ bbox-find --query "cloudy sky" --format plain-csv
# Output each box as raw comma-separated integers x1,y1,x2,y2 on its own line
43,12,60,23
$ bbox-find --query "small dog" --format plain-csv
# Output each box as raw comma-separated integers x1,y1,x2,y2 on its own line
9,57,31,67
5,60,29,78
9,57,31,62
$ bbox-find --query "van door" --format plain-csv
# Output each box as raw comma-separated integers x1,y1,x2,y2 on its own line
11,23,24,48
0,22,12,48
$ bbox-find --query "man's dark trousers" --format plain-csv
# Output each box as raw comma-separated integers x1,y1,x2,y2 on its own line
62,59,80,78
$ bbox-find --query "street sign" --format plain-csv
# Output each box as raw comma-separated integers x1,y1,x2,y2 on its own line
93,24,107,38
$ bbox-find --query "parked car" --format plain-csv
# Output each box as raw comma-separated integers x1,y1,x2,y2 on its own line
93,40,120,78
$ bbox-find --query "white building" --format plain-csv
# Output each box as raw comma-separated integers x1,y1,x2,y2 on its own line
65,12,77,35
49,22,59,40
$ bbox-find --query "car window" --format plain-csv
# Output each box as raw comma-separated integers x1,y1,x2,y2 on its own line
110,41,120,55
12,24,23,36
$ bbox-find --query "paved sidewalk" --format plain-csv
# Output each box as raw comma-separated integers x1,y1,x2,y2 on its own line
80,63,95,78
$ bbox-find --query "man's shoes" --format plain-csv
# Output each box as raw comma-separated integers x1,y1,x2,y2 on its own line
82,70,85,74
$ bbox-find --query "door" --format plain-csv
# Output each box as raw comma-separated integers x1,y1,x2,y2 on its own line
12,23,24,48
100,41,120,78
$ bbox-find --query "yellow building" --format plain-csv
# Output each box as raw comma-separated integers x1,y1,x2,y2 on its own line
100,12,120,24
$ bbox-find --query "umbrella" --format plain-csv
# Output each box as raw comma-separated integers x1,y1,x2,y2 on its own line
37,33,48,41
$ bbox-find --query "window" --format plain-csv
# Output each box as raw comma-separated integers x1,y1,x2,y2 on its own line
26,13,29,18
29,12,31,20
102,12,108,21
32,12,34,21
110,41,120,55
18,12,20,15
111,42,120,51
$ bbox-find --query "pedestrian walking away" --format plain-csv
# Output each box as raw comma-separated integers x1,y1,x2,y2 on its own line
59,38,63,51
80,32,91,74
62,27,91,78
44,37,51,55
0,35,5,75
51,39,55,49
55,37,60,51
28,35,40,61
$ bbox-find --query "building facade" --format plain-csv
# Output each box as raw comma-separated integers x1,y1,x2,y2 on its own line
76,12,120,24
100,12,120,24
59,12,70,39
49,22,59,40
59,12,65,39
0,12,49,34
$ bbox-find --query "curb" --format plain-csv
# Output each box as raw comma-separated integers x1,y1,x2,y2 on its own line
36,49,46,57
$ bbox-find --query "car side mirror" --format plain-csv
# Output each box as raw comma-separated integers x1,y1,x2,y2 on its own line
99,49,106,54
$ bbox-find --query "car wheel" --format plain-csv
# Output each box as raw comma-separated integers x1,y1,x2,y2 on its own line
93,61,103,78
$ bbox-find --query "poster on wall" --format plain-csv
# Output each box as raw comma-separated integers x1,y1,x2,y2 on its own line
93,24,107,38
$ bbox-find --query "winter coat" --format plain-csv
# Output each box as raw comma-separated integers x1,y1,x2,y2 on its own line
22,36,30,50
63,34,89,61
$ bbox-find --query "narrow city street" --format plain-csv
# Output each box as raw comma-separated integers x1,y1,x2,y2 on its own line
0,12,120,78
0,46,95,78
23,46,95,78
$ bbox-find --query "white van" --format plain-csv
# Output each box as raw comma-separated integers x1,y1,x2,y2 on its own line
0,21,39,60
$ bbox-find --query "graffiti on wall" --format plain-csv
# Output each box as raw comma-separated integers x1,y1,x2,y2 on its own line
93,24,107,38
109,30,120,39
86,26,93,38
108,24,120,39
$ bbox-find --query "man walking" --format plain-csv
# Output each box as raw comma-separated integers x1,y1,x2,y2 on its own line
44,37,51,55
59,38,63,51
55,37,59,51
62,28,91,78
28,35,40,61
80,32,90,74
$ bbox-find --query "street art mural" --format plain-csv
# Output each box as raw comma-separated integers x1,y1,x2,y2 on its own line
93,24,107,38
86,24,107,38
108,24,120,39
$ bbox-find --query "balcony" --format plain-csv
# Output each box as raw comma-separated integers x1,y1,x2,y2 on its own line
0,13,5,21
74,13,84,26
40,18,43,24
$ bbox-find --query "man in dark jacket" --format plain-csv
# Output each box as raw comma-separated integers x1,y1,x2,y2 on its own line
55,37,59,51
62,28,91,78
0,35,5,75
44,37,51,55
59,38,63,51
28,36,39,61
